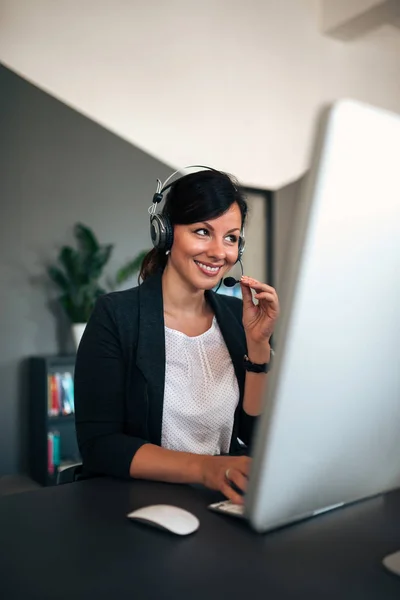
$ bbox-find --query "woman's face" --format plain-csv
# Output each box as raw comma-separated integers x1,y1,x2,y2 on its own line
168,202,242,291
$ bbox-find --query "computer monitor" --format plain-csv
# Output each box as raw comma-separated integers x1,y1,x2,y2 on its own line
245,99,400,534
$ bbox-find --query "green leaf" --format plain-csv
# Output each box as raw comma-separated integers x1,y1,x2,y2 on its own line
83,244,113,281
58,247,82,285
74,223,99,256
95,244,114,270
47,266,69,291
115,250,149,284
59,293,82,322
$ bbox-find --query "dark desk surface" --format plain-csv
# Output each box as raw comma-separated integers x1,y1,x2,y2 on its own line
0,478,400,600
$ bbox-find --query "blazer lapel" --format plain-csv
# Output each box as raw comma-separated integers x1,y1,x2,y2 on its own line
136,272,165,445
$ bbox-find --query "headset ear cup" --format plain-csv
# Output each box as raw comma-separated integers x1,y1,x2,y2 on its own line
150,214,161,248
163,216,174,252
150,214,174,251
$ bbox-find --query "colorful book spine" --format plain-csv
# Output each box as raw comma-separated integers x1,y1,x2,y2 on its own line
60,372,74,414
53,431,61,468
48,372,75,416
47,431,61,475
47,433,54,475
48,374,59,415
47,375,52,415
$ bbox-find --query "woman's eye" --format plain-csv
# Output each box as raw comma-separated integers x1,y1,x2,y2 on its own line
193,229,237,243
195,228,209,236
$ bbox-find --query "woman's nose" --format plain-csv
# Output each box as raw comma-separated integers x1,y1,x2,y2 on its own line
207,237,226,260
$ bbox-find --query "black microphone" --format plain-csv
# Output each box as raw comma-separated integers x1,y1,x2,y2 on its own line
222,258,244,288
223,276,241,287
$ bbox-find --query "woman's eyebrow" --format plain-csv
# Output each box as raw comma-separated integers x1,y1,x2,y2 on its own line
200,221,241,234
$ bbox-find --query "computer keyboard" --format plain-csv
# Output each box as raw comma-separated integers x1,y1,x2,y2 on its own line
208,500,245,518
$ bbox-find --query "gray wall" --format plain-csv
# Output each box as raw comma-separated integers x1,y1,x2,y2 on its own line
0,65,171,475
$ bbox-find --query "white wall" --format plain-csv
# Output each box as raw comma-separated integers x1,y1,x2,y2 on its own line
1,0,400,188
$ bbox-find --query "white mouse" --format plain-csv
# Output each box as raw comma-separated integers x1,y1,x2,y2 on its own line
127,504,200,536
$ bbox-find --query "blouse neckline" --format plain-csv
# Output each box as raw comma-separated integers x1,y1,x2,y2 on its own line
164,316,216,340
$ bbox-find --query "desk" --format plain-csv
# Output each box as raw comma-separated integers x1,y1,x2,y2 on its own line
0,478,399,599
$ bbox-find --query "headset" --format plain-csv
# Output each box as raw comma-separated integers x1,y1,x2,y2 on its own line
148,165,245,264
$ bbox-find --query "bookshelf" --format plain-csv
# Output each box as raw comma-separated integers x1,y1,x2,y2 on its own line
29,356,81,486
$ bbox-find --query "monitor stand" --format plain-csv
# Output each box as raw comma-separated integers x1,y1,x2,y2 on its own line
382,551,400,576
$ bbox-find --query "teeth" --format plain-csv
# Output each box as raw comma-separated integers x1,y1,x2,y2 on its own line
196,261,220,273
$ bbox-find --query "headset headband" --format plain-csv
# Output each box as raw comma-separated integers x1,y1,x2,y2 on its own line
152,165,221,205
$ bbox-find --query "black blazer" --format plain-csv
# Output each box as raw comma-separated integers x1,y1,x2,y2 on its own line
74,271,256,479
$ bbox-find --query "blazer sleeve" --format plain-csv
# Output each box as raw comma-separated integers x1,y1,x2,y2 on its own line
74,294,147,479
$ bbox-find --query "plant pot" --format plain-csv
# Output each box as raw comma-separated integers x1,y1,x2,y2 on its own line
72,323,87,349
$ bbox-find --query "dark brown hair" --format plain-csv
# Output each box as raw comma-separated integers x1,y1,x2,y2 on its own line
139,169,248,282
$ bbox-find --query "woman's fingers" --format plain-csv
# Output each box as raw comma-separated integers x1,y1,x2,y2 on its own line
254,292,280,312
241,276,280,315
254,292,276,302
226,468,248,494
201,456,251,504
241,275,275,294
221,461,250,504
240,281,255,309
221,480,245,505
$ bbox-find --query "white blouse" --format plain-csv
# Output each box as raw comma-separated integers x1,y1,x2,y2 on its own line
161,317,240,455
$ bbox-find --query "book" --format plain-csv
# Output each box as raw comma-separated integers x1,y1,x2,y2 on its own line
60,372,74,414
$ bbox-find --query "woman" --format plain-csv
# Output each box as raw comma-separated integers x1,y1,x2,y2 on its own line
74,168,279,505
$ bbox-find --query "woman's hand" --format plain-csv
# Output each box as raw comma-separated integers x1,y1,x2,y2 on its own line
199,455,251,505
240,276,280,347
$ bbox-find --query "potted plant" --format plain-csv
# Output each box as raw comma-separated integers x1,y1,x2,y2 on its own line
48,223,147,348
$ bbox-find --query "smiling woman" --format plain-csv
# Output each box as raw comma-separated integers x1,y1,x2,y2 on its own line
140,169,247,284
74,167,280,506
